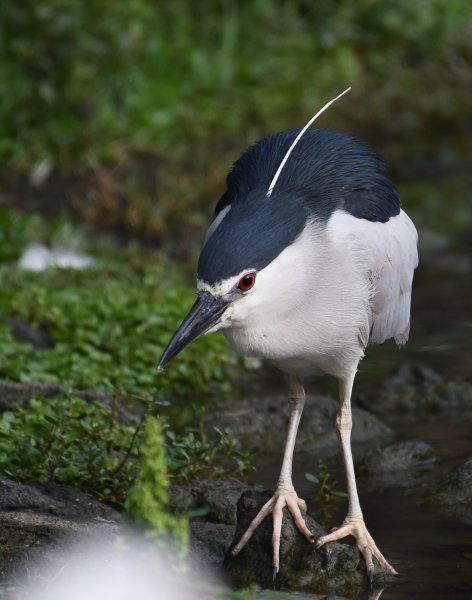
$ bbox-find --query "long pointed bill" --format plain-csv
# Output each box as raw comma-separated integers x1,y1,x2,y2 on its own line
158,291,230,370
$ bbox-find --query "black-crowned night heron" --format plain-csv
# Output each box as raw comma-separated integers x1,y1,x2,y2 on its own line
158,90,418,581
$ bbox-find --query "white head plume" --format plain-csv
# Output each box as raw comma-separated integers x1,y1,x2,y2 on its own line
266,87,352,198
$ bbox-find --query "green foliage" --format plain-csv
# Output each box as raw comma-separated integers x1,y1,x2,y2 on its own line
125,416,188,554
0,394,140,502
165,423,252,482
1,0,470,167
0,394,252,503
0,255,234,400
305,461,347,527
0,0,158,167
0,211,44,262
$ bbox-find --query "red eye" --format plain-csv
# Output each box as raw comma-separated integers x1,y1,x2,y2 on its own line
238,272,256,291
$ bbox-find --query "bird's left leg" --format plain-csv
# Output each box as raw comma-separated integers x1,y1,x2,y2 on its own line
316,370,397,581
231,376,313,575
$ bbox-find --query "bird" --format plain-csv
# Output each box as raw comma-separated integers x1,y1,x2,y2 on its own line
158,90,418,582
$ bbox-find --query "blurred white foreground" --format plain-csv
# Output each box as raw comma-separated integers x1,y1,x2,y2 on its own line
22,536,220,600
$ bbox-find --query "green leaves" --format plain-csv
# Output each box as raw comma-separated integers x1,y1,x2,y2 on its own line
2,1,470,167
0,258,236,401
0,394,139,502
305,462,348,528
0,393,252,504
164,424,252,482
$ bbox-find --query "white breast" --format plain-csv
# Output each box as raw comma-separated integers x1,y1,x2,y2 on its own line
222,221,372,378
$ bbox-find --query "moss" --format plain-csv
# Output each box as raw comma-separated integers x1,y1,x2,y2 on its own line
125,416,189,555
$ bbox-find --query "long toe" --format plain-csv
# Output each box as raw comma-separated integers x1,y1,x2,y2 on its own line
316,518,397,578
231,487,313,575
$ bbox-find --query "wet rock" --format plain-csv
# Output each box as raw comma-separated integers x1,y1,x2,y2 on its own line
170,478,258,525
413,457,472,524
358,381,472,419
359,441,436,491
223,490,393,595
8,318,53,349
383,364,442,388
361,441,435,474
206,393,392,454
0,480,120,581
190,521,235,567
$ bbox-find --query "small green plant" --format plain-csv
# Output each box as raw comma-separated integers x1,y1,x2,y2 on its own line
0,393,252,502
0,257,236,401
305,461,347,527
164,424,252,482
0,393,140,502
125,416,189,555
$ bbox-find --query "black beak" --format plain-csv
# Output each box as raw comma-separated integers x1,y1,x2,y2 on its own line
158,291,231,369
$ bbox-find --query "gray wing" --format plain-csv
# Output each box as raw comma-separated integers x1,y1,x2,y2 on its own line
366,209,418,346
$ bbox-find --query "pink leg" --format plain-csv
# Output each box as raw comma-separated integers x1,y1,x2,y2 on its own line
231,376,313,575
316,371,397,581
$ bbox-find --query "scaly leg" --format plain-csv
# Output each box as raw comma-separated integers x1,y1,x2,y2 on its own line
231,376,313,576
316,370,397,581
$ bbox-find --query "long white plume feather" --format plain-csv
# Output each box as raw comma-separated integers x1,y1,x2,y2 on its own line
266,87,351,198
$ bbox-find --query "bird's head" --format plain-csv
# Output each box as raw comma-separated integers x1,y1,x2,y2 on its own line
157,184,312,369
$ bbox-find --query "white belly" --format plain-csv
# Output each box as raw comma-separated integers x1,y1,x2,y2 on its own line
223,320,365,379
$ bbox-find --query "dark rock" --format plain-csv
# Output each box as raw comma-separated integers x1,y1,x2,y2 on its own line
190,521,235,567
384,364,442,388
8,318,53,349
359,441,436,491
223,490,392,595
170,478,258,525
206,393,392,454
361,441,435,474
358,381,472,419
413,457,472,524
0,480,119,520
0,480,120,581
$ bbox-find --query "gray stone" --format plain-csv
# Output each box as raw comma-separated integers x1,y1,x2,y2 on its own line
361,441,435,474
0,480,120,581
205,393,393,454
190,521,235,567
416,456,472,505
358,381,472,419
223,490,394,595
170,478,258,525
383,364,442,388
0,480,120,520
8,318,53,349
412,457,472,525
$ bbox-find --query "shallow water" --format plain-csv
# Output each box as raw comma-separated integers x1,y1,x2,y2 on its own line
247,420,472,599
244,246,472,599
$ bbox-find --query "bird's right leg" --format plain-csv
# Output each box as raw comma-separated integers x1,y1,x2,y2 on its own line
230,376,313,576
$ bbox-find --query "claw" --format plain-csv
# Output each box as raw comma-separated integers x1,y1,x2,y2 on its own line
231,486,311,576
316,518,397,577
